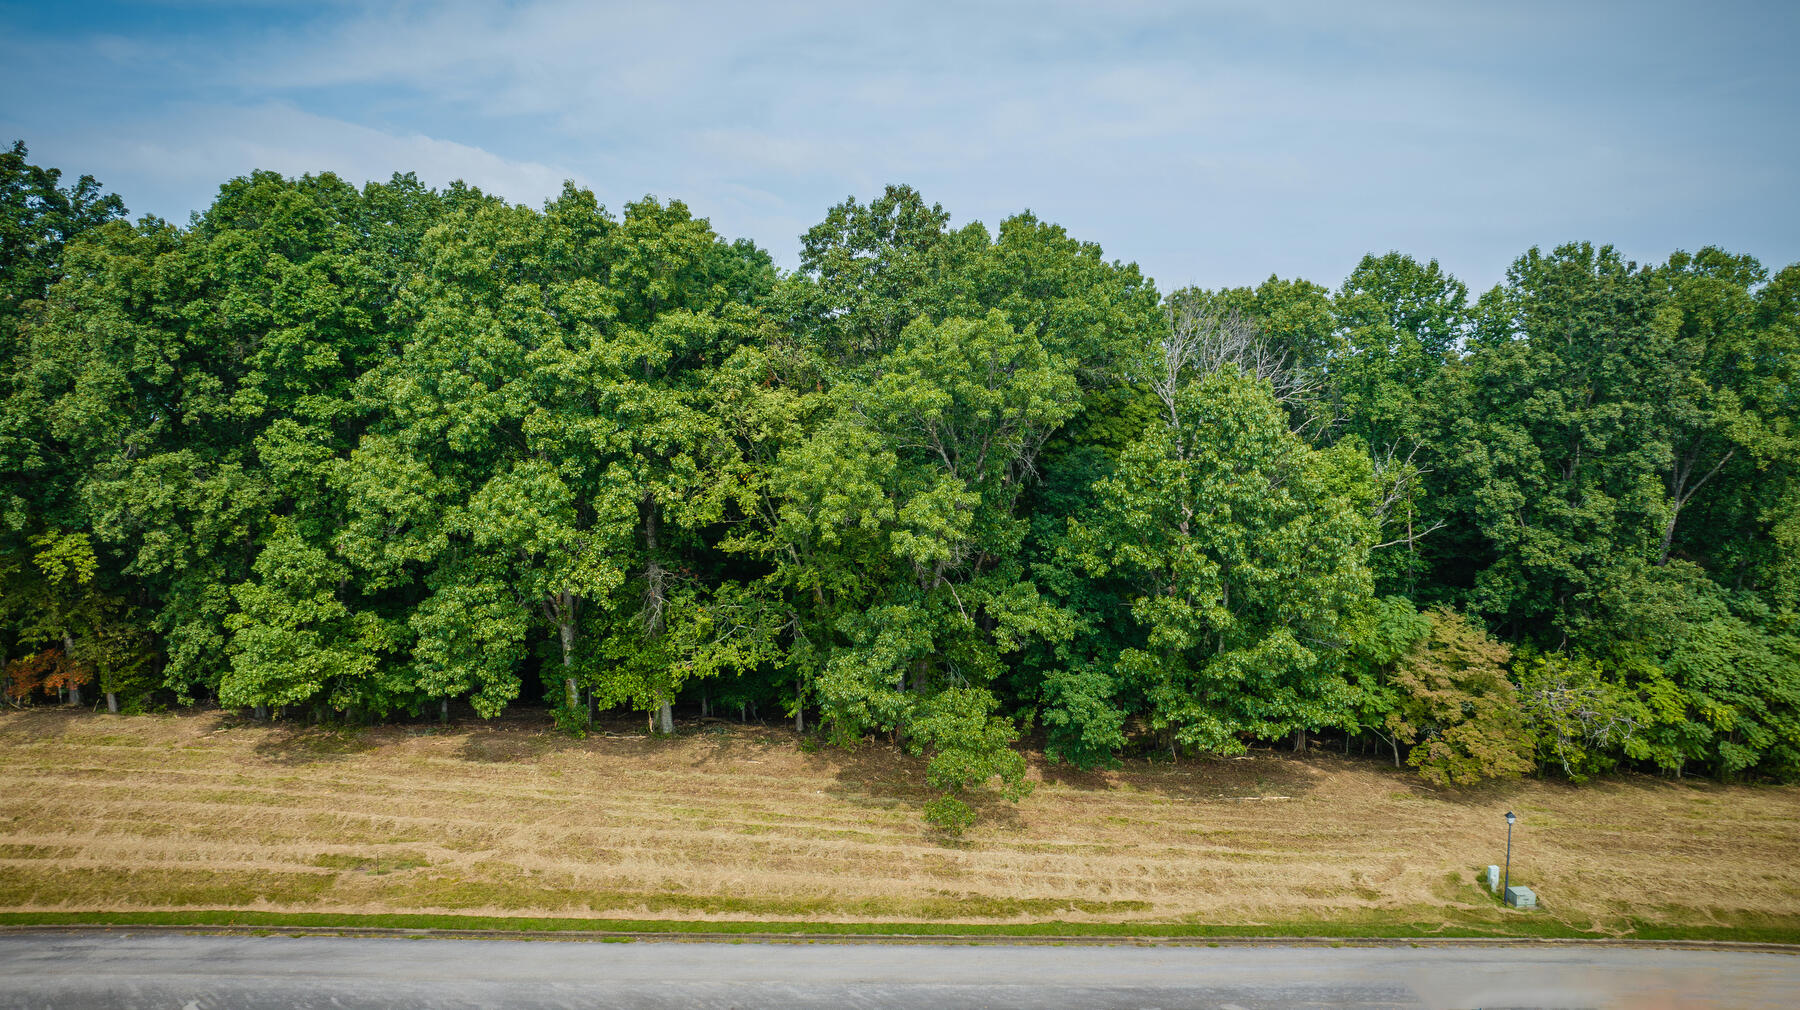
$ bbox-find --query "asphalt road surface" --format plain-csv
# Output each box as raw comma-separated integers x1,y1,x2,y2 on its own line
2,932,1797,1009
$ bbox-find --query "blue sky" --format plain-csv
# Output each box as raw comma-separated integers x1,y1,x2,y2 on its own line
4,0,1796,293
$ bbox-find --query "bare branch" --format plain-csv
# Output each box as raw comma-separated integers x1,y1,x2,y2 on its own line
1157,303,1321,428
1369,441,1446,551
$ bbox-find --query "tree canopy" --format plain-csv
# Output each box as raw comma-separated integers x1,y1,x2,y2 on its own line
5,144,1798,826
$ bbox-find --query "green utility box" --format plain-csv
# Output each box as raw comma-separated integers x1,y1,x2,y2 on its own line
1504,885,1536,908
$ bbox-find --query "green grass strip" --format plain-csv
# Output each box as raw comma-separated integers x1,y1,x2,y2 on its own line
3,910,1797,945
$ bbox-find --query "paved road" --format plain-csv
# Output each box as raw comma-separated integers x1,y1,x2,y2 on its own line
1,932,1796,1009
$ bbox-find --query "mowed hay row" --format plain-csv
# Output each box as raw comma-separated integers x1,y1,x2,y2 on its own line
2,709,1799,927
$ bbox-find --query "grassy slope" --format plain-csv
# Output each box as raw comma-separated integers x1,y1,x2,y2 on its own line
2,708,1797,942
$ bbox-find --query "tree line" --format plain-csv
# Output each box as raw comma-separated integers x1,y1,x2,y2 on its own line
3,142,1796,827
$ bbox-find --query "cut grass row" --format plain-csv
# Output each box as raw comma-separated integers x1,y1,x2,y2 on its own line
4,708,1799,942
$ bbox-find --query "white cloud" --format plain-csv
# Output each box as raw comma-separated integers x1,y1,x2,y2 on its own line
4,0,1794,289
42,104,579,218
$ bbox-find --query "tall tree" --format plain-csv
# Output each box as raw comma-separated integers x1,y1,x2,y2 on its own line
1065,362,1377,756
1441,243,1675,642
0,141,125,371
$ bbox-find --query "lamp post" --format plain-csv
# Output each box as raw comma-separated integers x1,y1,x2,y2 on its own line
1502,810,1516,899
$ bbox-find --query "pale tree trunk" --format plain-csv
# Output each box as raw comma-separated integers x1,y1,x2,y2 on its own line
1656,442,1728,568
557,589,579,712
1373,729,1401,767
642,494,665,633
63,634,81,708
795,675,805,733
1661,447,1734,566
642,493,672,735
1292,728,1306,753
440,698,450,724
107,693,118,714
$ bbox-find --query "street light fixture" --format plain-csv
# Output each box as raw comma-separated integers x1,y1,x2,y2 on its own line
1503,811,1516,898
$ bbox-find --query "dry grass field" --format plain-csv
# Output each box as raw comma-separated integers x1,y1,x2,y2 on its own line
3,707,1798,936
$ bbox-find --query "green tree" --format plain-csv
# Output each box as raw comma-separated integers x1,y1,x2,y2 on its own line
15,171,449,710
1384,608,1534,786
0,141,125,369
792,312,1079,750
1330,254,1467,593
1444,244,1677,642
1513,651,1645,782
753,186,1154,815
1065,362,1377,756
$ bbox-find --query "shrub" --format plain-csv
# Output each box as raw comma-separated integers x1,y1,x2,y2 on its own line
1385,608,1534,786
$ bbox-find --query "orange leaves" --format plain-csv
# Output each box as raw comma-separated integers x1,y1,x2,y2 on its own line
4,648,92,704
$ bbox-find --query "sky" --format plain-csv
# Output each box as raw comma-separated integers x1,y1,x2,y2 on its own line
3,0,1797,294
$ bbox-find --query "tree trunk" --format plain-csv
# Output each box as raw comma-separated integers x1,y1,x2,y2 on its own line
253,703,267,720
1660,448,1734,567
701,688,710,719
63,634,81,707
106,692,118,714
1658,509,1681,567
640,493,672,736
641,494,666,637
440,698,450,724
557,590,579,713
795,674,806,733
1392,737,1401,768
1292,728,1306,753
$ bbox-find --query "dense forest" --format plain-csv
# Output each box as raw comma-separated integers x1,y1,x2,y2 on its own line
4,142,1797,827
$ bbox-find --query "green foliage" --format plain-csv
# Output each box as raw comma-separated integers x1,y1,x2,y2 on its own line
907,686,1031,834
0,140,125,365
910,686,1032,801
1339,595,1433,745
921,796,977,835
3,146,1796,817
1513,651,1645,782
1386,609,1535,786
1660,613,1800,781
1065,366,1377,756
1035,659,1129,769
